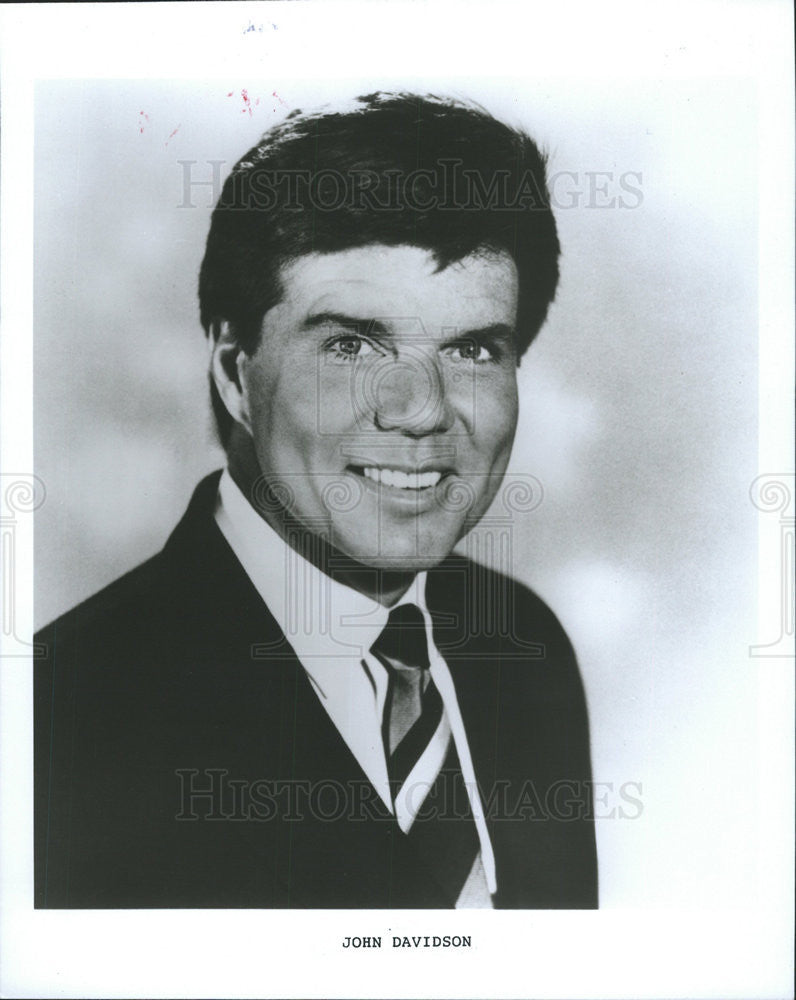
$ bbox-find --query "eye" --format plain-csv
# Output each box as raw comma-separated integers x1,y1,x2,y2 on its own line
326,334,379,363
446,340,497,364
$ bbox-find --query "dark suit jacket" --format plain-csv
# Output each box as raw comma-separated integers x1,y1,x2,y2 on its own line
35,472,598,908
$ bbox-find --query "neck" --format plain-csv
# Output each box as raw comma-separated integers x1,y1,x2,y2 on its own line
226,426,417,607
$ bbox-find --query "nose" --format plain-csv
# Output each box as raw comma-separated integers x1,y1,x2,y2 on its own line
365,349,455,436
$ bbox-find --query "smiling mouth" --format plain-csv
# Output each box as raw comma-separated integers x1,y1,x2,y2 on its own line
347,465,449,491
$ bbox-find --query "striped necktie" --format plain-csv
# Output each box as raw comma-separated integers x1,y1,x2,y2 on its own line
374,603,441,789
371,603,482,905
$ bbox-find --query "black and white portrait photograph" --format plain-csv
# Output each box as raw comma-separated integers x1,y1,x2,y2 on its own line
0,2,792,998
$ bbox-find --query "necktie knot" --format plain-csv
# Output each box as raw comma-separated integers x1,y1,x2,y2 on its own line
371,603,430,670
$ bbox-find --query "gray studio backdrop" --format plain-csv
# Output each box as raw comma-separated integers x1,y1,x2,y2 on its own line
34,77,758,908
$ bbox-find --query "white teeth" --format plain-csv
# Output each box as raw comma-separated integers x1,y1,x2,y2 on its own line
361,467,443,489
418,471,442,488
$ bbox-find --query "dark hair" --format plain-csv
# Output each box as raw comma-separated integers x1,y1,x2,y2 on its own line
199,92,560,445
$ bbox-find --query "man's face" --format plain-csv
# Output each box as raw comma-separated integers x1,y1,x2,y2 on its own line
237,244,520,570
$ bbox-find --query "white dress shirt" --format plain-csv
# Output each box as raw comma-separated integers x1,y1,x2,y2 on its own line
214,468,495,905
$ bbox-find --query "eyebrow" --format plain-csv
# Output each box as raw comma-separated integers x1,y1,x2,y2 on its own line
301,312,390,336
302,312,516,345
441,323,516,345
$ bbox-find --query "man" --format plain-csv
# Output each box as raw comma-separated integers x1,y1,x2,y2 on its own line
35,92,597,908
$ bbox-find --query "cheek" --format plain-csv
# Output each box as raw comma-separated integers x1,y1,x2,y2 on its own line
316,366,364,431
474,377,519,456
245,359,319,456
244,368,278,450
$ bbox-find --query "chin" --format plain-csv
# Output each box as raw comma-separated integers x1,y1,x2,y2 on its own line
363,552,450,572
339,536,458,573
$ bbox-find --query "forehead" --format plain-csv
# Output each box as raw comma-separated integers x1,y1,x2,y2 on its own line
275,244,519,329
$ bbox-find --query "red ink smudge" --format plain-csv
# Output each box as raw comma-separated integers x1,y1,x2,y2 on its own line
138,111,150,134
165,125,181,146
227,89,259,116
272,90,287,107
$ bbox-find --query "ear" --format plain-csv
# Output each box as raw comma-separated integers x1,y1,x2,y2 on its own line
209,321,252,435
